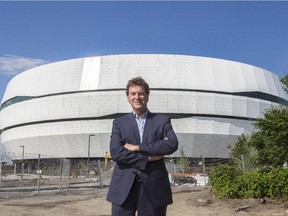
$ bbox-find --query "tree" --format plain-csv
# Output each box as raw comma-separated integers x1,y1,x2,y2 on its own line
280,73,288,94
250,106,288,168
228,134,258,171
178,146,190,173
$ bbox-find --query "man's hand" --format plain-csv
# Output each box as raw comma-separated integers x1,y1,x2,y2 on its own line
124,143,139,152
148,156,162,161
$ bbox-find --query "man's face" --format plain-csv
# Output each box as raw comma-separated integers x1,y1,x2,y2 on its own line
127,85,149,115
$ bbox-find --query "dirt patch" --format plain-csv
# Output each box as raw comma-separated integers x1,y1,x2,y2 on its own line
0,186,287,216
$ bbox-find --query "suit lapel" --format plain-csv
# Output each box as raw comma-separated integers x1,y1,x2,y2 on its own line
142,111,153,144
128,112,141,144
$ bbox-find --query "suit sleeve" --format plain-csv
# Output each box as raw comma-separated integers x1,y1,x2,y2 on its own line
139,117,178,156
110,119,148,170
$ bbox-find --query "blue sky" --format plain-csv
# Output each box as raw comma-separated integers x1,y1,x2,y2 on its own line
1,1,288,103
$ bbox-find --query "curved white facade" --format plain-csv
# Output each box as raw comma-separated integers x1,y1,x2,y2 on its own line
1,54,287,160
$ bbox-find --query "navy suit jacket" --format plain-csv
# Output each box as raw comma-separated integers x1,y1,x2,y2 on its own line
106,111,178,207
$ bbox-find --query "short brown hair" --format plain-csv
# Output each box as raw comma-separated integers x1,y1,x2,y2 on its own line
126,77,150,96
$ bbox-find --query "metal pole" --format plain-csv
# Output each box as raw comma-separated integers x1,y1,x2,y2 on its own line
87,136,91,178
14,163,16,175
20,145,24,181
87,135,95,179
202,155,207,186
59,158,63,192
241,155,245,171
98,159,103,187
37,154,41,194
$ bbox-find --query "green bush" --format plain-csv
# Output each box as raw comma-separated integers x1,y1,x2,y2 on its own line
236,171,268,198
210,164,288,200
266,168,288,199
209,164,239,198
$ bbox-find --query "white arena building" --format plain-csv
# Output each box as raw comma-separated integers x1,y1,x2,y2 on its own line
0,54,287,161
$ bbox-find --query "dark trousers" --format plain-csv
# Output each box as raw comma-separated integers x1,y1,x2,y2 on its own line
111,178,167,216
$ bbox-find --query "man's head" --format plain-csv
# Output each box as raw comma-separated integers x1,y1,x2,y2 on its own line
126,77,150,116
125,77,150,96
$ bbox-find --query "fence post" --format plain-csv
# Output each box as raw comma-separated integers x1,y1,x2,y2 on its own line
37,154,41,194
59,158,63,192
13,163,16,175
241,155,245,171
172,159,176,184
201,155,207,186
20,145,24,181
98,159,103,187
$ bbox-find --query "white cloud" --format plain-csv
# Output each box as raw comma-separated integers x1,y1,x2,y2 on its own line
0,55,49,76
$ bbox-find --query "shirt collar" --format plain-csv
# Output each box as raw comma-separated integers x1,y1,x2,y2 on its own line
133,109,148,119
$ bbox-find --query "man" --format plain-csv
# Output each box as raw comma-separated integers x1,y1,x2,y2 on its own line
106,77,179,216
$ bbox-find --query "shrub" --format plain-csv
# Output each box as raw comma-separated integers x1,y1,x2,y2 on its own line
236,171,268,198
266,168,288,199
210,164,288,200
209,164,239,198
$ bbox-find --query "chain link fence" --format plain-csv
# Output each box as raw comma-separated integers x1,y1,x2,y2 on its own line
166,156,230,186
0,152,112,197
0,151,230,199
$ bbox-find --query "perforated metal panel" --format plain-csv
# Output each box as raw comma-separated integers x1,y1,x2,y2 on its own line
1,54,287,159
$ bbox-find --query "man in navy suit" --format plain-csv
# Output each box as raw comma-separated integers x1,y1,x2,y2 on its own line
106,77,179,216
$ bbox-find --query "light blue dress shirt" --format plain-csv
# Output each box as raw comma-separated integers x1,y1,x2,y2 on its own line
133,110,148,144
